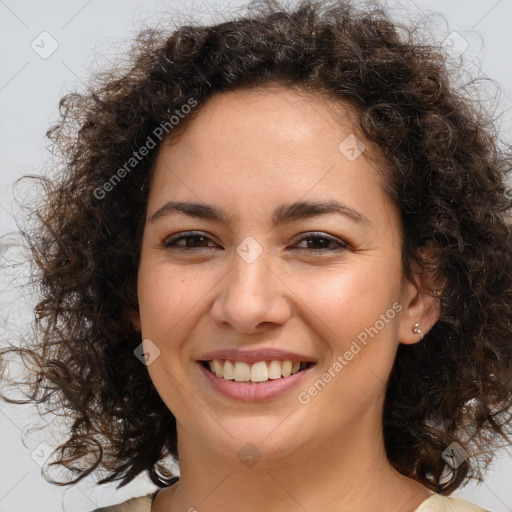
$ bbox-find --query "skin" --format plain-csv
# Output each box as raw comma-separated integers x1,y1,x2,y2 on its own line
134,86,440,512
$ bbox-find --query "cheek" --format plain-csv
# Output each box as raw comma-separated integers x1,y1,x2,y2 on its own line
136,265,204,366
137,262,212,330
292,261,401,341
136,263,212,412
293,267,402,421
290,259,403,402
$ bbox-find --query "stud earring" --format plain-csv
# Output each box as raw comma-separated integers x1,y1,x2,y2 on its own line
413,322,423,339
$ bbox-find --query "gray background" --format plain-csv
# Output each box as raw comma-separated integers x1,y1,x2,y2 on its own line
1,0,511,511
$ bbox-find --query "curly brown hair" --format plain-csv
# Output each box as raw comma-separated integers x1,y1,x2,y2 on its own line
2,0,512,496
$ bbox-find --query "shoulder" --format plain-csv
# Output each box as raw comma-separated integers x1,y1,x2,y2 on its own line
89,491,490,512
414,494,491,512
90,492,156,512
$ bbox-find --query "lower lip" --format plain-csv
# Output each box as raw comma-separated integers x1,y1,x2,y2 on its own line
197,362,314,401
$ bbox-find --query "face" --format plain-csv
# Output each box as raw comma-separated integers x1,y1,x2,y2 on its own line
136,86,432,468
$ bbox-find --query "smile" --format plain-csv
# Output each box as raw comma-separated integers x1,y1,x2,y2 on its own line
197,357,316,401
201,359,311,383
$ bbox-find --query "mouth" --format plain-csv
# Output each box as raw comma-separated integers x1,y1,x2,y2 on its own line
196,349,317,401
198,359,314,384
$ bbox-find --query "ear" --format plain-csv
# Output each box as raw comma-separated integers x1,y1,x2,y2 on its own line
397,251,442,345
128,307,141,332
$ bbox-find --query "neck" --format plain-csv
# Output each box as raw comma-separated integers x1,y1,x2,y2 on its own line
154,410,433,512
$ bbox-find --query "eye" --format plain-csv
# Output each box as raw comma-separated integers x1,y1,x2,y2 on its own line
162,231,219,250
291,232,348,253
161,231,348,254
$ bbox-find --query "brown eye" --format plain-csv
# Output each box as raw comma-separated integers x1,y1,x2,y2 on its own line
292,232,348,253
163,231,218,250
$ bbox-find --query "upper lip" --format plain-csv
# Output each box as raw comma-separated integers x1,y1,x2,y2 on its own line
197,348,316,364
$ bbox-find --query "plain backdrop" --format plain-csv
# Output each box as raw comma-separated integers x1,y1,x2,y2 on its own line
1,1,512,511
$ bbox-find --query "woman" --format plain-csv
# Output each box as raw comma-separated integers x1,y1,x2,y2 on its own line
2,1,511,511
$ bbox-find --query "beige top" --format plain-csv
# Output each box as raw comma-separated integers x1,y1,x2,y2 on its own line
92,493,490,511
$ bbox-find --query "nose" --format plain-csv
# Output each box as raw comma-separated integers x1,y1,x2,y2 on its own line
209,250,292,334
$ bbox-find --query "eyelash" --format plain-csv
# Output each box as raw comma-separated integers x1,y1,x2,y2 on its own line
162,231,348,254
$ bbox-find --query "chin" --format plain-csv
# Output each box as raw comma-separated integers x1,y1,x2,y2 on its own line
199,417,310,467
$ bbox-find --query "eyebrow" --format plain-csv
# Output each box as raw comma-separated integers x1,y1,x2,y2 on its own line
149,199,370,226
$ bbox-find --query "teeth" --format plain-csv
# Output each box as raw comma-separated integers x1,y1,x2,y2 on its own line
268,360,282,379
205,359,309,383
250,361,268,382
223,360,235,380
213,359,223,378
281,360,292,378
233,362,251,382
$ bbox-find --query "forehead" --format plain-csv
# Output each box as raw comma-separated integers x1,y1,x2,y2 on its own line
152,86,373,185
163,85,361,155
147,85,397,236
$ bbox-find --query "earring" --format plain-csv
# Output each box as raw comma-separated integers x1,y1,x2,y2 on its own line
413,322,424,339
